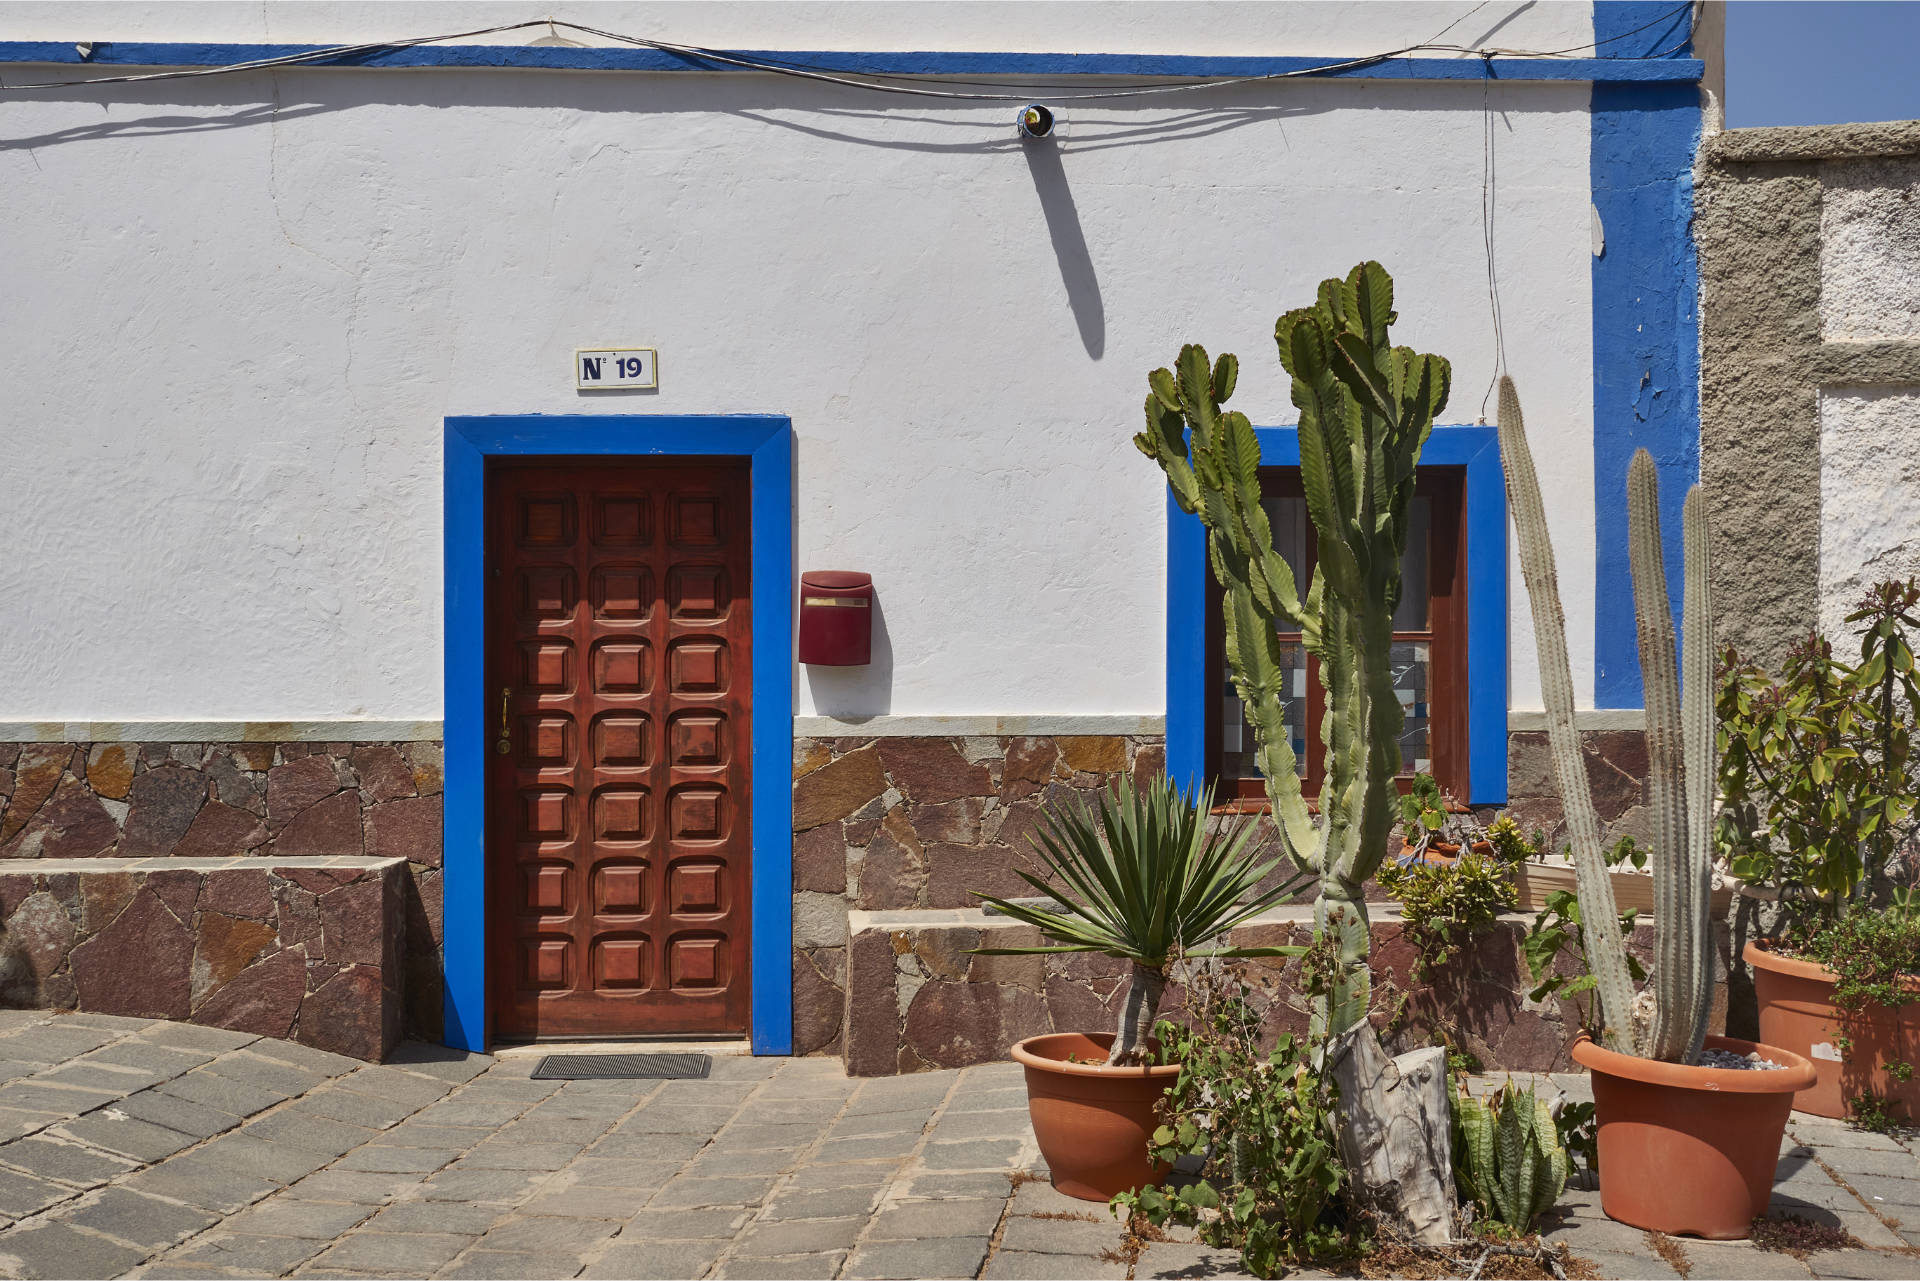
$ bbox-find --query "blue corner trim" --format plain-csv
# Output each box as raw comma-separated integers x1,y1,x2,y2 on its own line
0,40,1701,83
1590,2,1701,708
441,414,794,1056
1165,425,1508,807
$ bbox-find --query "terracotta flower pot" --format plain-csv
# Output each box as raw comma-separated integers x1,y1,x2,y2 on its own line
1745,940,1920,1120
1010,1031,1181,1202
1571,1033,1816,1239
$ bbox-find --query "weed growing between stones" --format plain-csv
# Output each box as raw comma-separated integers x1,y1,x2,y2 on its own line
1750,1212,1862,1256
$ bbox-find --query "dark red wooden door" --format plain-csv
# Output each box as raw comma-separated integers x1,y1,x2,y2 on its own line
486,458,752,1040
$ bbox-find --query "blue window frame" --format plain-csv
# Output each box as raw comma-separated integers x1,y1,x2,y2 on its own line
441,415,794,1055
1165,424,1508,806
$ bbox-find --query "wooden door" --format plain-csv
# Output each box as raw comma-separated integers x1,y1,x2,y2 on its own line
486,458,752,1040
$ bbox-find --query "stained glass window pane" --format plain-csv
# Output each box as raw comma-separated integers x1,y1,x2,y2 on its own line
1393,640,1432,775
1220,641,1308,780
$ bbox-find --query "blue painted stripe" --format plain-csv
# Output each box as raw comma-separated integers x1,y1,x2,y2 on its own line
1164,424,1508,808
440,414,794,1056
1590,2,1702,708
0,40,1703,83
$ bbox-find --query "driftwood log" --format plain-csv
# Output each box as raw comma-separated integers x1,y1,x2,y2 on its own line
1328,1022,1456,1246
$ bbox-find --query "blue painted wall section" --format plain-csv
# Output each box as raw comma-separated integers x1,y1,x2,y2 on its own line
0,41,1702,83
442,415,794,1056
1590,1,1703,707
1165,425,1508,806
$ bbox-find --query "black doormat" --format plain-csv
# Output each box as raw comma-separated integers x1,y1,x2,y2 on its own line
530,1053,712,1080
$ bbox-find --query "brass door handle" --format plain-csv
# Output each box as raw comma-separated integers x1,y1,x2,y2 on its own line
496,687,511,756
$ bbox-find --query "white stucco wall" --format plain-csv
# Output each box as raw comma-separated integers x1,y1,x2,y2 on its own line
0,5,1601,721
1822,159,1920,341
1819,387,1920,638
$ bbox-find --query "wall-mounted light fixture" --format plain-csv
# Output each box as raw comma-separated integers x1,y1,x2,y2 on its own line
1017,103,1056,140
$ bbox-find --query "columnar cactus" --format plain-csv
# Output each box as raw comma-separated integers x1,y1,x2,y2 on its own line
1497,376,1713,1060
1134,262,1450,1036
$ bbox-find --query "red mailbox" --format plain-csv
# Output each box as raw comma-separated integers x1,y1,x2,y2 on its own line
799,571,873,666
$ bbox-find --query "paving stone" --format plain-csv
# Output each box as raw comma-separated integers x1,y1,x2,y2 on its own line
0,1134,139,1188
1009,1179,1096,1216
313,1231,478,1273
56,1112,199,1162
998,1211,1128,1255
831,1110,931,1138
817,1132,922,1163
459,1141,585,1171
384,1043,494,1084
713,1251,847,1279
65,1185,219,1250
283,1169,422,1205
249,1040,364,1078
296,1087,418,1130
123,1153,279,1213
519,1184,648,1220
377,1123,491,1150
134,1264,256,1279
781,1161,897,1191
174,1231,334,1273
336,1067,456,1109
138,1023,258,1055
87,1039,215,1078
920,1138,1024,1170
762,1183,888,1221
1807,1248,1920,1279
116,1087,244,1140
193,1133,336,1185
244,1108,378,1157
1685,1242,1815,1278
200,1053,329,1098
367,1199,505,1235
736,1097,845,1123
438,1248,584,1279
476,1213,620,1253
493,1117,617,1146
583,1240,725,1279
0,1164,70,1219
1578,1248,1681,1280
621,1206,752,1239
930,1110,1032,1142
1816,1147,1920,1179
722,1122,828,1152
0,1080,121,1117
648,1174,779,1208
586,1131,710,1161
1544,1215,1661,1255
1843,1172,1920,1208
0,1219,147,1279
944,1087,1029,1114
224,1194,381,1238
418,1169,548,1203
683,1146,804,1178
986,1248,1132,1280
415,1100,532,1128
0,1108,61,1143
563,1158,682,1190
37,1062,171,1096
62,1014,160,1033
0,1024,122,1064
1834,1210,1907,1249
338,1145,461,1173
617,1105,737,1135
848,1078,953,1112
871,1197,1007,1239
1134,1242,1249,1279
844,1236,993,1279
158,1069,286,1117
735,1214,865,1256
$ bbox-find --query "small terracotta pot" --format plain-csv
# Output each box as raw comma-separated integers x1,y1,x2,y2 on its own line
1010,1031,1181,1202
1572,1032,1816,1239
1745,940,1920,1119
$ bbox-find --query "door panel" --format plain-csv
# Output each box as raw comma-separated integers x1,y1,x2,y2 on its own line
486,459,752,1040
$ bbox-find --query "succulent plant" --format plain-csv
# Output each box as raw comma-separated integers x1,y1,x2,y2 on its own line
1452,1080,1571,1233
1133,261,1451,1036
1497,376,1714,1061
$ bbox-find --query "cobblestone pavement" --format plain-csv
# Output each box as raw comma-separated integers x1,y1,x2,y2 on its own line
0,1013,1917,1280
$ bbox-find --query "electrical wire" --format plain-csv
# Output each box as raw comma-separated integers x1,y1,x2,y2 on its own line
0,5,1698,99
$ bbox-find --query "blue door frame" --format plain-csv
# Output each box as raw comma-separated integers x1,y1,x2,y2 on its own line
442,415,795,1055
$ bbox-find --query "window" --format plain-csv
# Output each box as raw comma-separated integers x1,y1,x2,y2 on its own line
1164,424,1507,809
1206,469,1468,802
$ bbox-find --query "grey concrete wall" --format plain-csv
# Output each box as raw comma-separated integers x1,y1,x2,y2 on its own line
1699,121,1920,666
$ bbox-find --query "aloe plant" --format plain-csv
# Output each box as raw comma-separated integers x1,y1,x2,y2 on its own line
972,775,1312,1064
1497,376,1714,1060
1133,262,1451,1037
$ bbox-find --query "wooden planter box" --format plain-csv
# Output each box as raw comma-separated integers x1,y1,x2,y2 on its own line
1513,859,1735,917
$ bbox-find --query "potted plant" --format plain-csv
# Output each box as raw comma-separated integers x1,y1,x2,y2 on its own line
972,775,1309,1201
1499,377,1815,1240
1720,580,1920,1120
1397,773,1489,867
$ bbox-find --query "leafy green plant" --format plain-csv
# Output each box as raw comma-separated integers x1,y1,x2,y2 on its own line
1719,580,1920,936
1396,774,1488,865
1485,815,1541,865
1521,842,1648,1031
1133,261,1450,1038
1375,851,1517,982
1499,377,1715,1061
970,775,1312,1064
1111,966,1347,1277
1451,1081,1570,1234
1554,1099,1598,1178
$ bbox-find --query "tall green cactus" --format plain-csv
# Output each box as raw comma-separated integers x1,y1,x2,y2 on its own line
1497,376,1714,1061
1135,262,1450,1036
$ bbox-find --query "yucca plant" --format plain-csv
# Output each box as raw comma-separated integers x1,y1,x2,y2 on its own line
973,775,1313,1065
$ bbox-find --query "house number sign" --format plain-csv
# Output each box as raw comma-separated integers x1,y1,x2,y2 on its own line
575,347,657,390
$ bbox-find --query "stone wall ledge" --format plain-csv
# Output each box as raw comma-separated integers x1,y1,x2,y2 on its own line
1707,119,1920,165
0,856,408,874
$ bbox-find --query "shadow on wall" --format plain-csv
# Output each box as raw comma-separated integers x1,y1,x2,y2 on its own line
802,590,895,718
1023,138,1104,360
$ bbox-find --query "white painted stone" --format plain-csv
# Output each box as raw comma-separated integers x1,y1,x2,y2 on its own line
1818,386,1920,637
0,8,1602,720
1822,160,1920,340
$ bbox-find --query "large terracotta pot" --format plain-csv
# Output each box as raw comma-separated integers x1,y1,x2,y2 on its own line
1745,940,1920,1119
1571,1033,1816,1239
1010,1031,1181,1202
